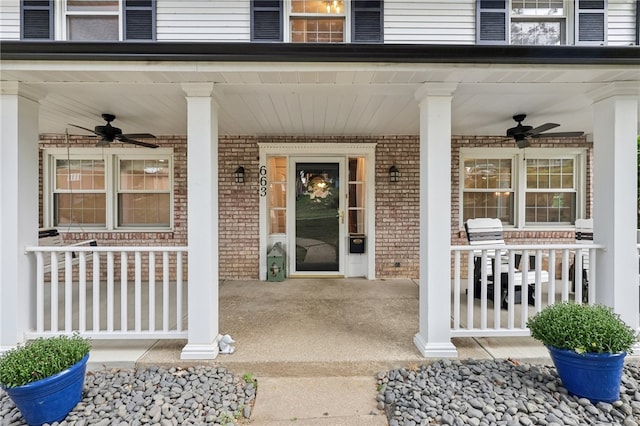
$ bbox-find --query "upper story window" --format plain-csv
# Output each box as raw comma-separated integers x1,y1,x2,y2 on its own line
511,0,566,45
460,148,586,228
45,148,173,231
21,0,155,41
290,0,345,42
477,0,607,45
251,0,383,43
66,0,119,40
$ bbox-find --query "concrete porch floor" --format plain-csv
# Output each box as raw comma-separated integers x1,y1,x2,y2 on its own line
87,278,565,376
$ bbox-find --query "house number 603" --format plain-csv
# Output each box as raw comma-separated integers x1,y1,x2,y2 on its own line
259,165,267,197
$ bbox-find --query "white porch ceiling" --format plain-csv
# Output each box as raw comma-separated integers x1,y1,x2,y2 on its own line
2,62,639,139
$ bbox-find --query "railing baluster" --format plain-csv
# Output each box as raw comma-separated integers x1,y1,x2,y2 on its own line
177,252,183,332
561,249,569,302
547,251,556,307
135,251,142,332
107,252,114,333
575,250,583,303
163,251,169,332
507,250,516,329
36,252,44,333
121,252,128,332
453,251,461,330
534,249,543,313
465,252,473,332
588,248,597,304
520,249,529,328
79,252,87,332
64,252,73,333
51,252,58,333
480,250,488,329
149,251,156,332
493,249,502,328
93,251,100,333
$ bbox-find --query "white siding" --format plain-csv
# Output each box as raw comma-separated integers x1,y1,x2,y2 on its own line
607,0,637,46
156,0,251,42
1,0,636,46
0,0,20,40
384,0,476,44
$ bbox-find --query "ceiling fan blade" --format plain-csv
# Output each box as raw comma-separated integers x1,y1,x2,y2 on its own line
532,131,585,138
117,135,160,148
121,133,156,139
527,122,559,136
68,123,101,137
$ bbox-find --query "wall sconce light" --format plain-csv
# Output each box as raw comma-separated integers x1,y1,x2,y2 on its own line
234,166,245,184
389,165,400,183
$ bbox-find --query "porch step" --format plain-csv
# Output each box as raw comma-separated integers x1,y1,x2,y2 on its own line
134,339,425,377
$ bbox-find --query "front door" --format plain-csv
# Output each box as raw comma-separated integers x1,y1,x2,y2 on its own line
291,158,345,275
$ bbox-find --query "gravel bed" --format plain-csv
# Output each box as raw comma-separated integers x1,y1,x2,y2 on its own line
0,365,255,426
376,359,640,426
3,360,640,425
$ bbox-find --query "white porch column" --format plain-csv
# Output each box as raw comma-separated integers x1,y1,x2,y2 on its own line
0,82,40,352
413,83,458,357
180,83,221,359
590,82,640,344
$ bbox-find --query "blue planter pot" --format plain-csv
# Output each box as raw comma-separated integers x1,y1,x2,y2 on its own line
3,353,89,426
547,345,625,403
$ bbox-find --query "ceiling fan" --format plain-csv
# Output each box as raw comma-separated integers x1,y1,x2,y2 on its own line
69,113,159,148
506,114,584,149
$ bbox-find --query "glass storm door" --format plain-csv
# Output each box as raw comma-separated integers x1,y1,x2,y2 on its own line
292,159,345,274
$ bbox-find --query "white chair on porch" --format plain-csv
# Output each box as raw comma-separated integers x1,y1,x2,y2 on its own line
465,218,549,309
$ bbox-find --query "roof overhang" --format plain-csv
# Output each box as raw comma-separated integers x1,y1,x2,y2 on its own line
2,41,639,65
1,42,639,138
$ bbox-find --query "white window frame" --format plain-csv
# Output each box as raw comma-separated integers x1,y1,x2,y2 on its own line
460,147,586,230
55,0,123,41
44,148,174,231
510,0,574,45
284,0,351,42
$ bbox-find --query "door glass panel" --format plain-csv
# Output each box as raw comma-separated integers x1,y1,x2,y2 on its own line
268,157,287,234
347,157,366,236
295,162,340,271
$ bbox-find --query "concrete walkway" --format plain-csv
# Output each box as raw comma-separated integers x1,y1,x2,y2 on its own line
87,278,581,425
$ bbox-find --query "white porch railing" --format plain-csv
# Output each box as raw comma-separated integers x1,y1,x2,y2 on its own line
24,245,188,340
450,243,603,337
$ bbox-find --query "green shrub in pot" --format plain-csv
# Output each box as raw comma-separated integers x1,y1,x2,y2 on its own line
526,302,637,354
527,302,638,403
0,334,91,388
0,334,91,425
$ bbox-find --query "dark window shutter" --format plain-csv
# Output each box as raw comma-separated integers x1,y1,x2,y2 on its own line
124,0,155,40
575,0,606,44
476,0,508,44
352,0,383,43
21,0,53,40
252,0,282,42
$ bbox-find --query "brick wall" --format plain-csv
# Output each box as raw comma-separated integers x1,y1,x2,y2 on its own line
39,134,592,280
218,137,260,278
375,136,420,278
